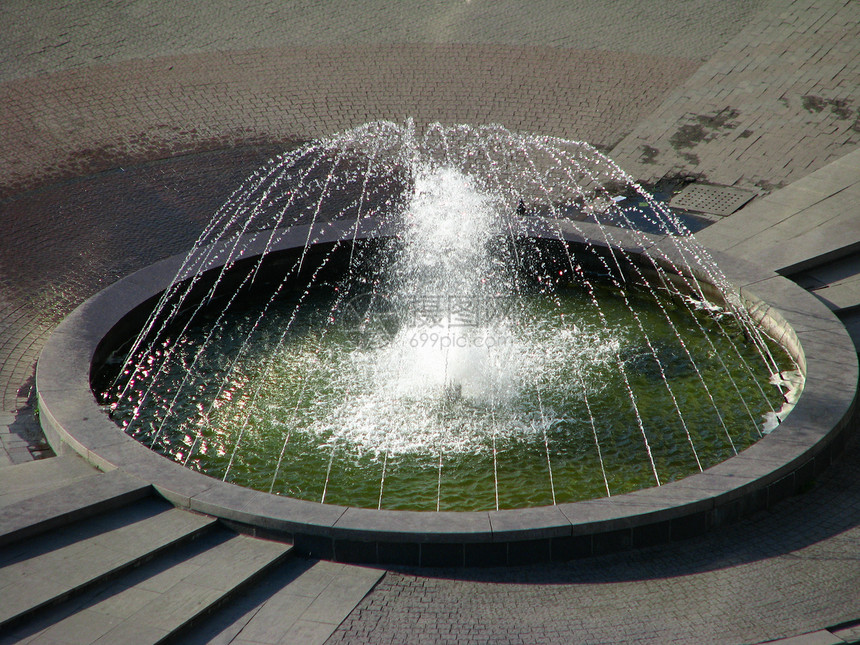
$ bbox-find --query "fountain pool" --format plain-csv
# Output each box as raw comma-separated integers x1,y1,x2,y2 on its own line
92,232,794,512
38,122,856,564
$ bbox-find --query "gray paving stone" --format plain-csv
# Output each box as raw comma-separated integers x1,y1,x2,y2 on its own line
91,623,170,645
0,0,766,85
831,623,860,643
0,468,151,547
610,0,860,194
0,454,96,508
276,561,345,599
12,532,291,645
276,619,342,644
201,561,383,645
190,536,292,591
704,208,859,277
763,630,845,645
79,585,162,619
0,505,216,628
5,445,33,465
100,536,289,643
804,253,860,287
299,563,383,625
810,273,860,311
134,581,227,627
173,558,321,645
838,309,860,348
230,592,315,643
30,609,125,645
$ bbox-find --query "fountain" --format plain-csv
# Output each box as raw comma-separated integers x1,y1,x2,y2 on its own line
38,121,857,565
91,120,799,508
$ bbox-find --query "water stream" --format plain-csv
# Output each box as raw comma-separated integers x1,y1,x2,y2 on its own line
96,121,802,511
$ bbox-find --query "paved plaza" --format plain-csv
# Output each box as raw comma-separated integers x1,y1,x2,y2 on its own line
1,1,859,643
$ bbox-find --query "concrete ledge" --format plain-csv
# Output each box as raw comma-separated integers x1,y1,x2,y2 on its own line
0,454,99,507
36,221,859,566
0,468,152,548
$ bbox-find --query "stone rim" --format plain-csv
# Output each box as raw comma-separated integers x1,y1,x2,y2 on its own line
36,218,859,565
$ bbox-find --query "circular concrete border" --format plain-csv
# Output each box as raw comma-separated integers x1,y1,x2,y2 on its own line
37,218,858,566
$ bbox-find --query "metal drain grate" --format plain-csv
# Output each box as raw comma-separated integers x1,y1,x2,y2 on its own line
669,183,756,216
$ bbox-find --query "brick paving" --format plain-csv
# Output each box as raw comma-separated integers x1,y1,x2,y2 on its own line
0,45,703,199
611,0,860,192
1,0,859,642
0,147,278,464
0,1,768,198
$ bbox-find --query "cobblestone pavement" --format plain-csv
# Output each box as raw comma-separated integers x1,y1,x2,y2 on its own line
1,0,859,642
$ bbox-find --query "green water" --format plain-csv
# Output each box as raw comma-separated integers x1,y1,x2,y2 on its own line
101,279,796,511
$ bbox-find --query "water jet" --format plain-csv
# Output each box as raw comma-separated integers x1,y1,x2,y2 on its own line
38,122,856,564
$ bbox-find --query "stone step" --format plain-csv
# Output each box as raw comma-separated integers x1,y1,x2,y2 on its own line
837,309,860,353
0,454,97,508
693,149,860,277
178,557,384,645
0,499,217,630
1,529,293,644
789,251,860,313
0,466,151,548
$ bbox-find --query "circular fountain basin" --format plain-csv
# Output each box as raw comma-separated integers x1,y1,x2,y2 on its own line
37,218,858,565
